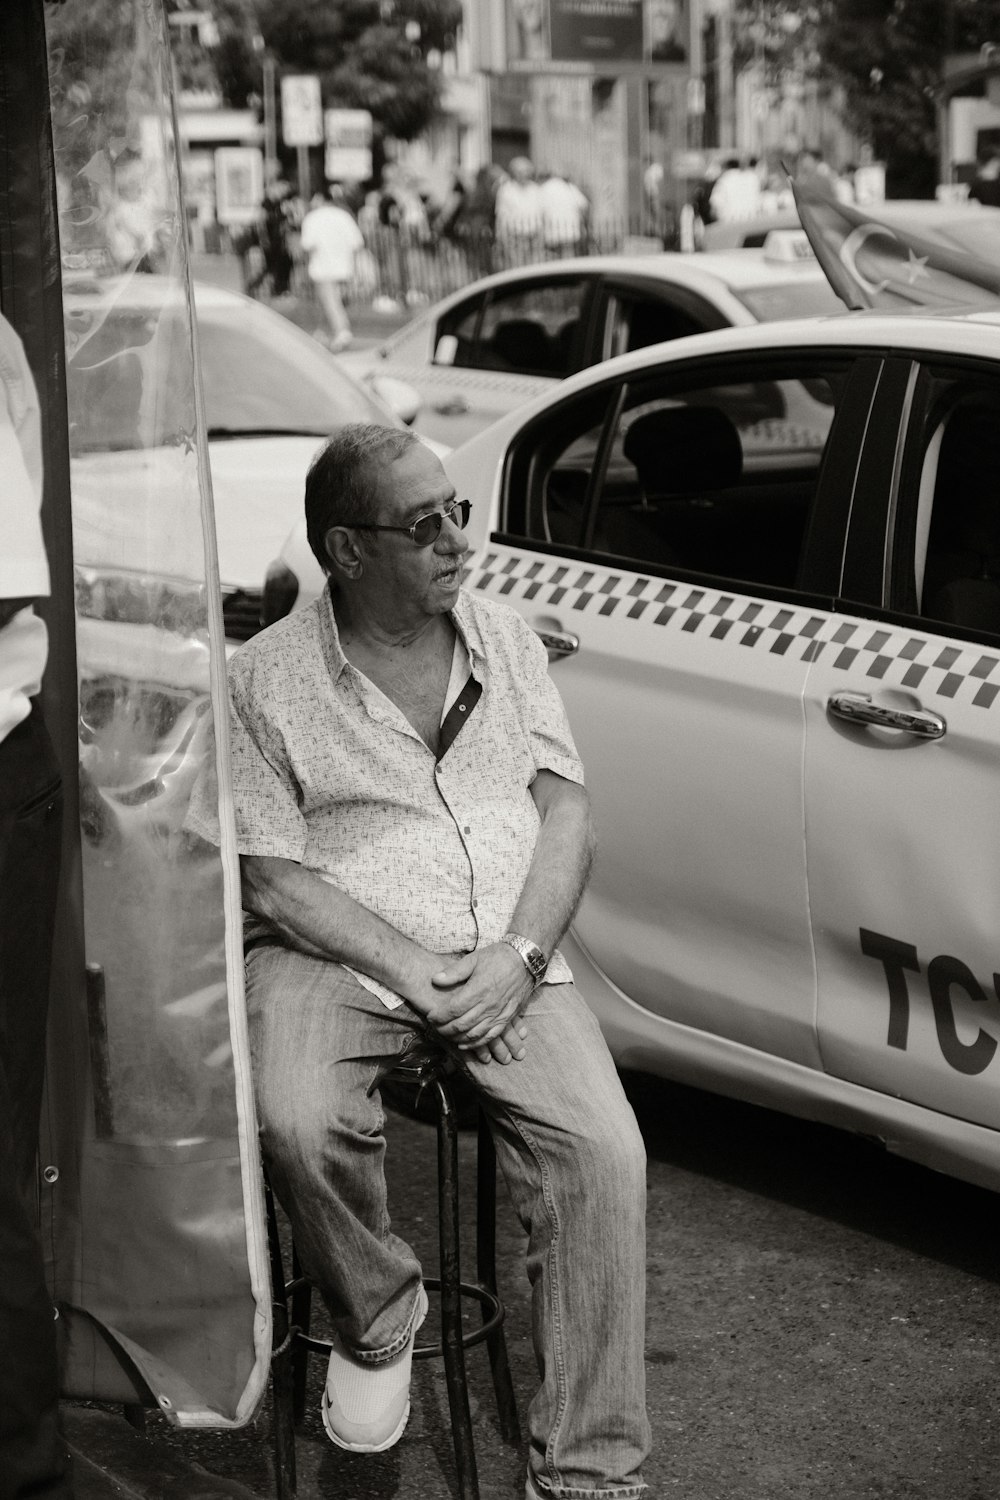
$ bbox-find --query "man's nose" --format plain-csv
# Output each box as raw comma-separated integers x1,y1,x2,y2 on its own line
439,512,470,553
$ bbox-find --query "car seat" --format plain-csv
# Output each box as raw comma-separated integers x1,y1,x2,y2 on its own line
622,405,744,498
595,405,744,567
489,319,555,374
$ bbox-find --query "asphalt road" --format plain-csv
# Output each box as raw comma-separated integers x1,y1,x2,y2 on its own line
123,1066,1000,1500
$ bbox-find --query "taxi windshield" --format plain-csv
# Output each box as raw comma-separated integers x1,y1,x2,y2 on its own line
733,280,847,322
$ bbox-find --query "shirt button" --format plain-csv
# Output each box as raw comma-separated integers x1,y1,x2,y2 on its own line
464,825,471,834
472,899,478,909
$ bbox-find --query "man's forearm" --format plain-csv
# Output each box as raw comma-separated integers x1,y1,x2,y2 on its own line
241,853,425,993
509,772,595,960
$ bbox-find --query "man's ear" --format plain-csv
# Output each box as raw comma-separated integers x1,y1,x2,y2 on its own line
324,525,364,579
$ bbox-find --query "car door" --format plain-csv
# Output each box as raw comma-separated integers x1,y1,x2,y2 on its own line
593,273,731,360
376,273,595,447
804,353,1000,1134
468,346,880,1066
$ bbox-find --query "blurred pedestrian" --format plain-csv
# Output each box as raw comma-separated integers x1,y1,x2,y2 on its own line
300,185,366,353
248,177,295,299
0,310,69,1499
459,164,502,277
710,156,761,222
539,171,589,258
495,157,543,266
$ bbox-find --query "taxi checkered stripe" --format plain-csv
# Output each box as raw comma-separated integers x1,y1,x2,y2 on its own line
473,552,1000,711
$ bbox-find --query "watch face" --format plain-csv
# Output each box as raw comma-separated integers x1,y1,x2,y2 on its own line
504,934,547,980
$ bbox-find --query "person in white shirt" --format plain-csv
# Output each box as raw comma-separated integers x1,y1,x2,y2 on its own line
494,158,543,266
0,311,69,1497
709,156,761,223
300,185,366,353
539,172,589,257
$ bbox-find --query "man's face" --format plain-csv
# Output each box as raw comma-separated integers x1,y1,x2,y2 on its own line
358,443,470,622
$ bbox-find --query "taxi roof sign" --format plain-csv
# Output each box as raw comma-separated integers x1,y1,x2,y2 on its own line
762,229,817,264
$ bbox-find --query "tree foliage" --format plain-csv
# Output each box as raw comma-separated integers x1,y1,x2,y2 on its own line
243,0,463,142
732,0,1000,195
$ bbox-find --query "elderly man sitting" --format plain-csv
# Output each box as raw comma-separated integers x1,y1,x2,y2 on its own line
194,424,650,1500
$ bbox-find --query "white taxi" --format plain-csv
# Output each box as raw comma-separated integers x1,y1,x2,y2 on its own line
339,237,842,448
264,309,1000,1194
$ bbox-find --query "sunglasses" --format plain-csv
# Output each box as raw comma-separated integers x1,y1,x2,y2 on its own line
349,497,472,548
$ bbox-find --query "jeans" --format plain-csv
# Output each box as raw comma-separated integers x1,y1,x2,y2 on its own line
0,701,69,1499
246,944,650,1498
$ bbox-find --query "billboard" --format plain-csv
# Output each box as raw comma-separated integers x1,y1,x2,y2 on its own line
506,0,685,68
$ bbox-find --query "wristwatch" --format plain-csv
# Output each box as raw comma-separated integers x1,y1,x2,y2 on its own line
500,932,549,987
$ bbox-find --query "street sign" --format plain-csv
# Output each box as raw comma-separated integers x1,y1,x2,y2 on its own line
214,146,264,226
324,108,373,183
280,74,323,148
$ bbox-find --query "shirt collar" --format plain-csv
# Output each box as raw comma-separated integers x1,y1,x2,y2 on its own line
318,582,487,679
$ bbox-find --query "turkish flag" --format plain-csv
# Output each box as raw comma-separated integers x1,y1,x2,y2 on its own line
791,179,1000,312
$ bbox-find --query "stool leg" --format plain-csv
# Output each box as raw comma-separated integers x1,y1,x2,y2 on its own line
476,1113,521,1446
436,1076,480,1500
290,1245,312,1425
265,1176,297,1499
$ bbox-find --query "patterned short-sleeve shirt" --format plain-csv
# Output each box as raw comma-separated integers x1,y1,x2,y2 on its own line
198,585,584,992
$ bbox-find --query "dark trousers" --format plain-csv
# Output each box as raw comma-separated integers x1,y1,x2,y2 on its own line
0,700,70,1499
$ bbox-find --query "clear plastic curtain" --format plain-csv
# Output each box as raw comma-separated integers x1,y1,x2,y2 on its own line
42,0,270,1424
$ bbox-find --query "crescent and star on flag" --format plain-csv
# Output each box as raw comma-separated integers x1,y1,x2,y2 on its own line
838,224,930,296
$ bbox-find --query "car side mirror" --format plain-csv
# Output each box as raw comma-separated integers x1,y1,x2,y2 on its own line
370,373,421,426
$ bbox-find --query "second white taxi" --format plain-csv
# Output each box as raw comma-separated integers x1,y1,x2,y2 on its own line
340,237,842,447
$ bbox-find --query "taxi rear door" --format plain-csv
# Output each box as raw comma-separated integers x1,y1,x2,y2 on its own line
803,354,1000,1140
462,346,882,1071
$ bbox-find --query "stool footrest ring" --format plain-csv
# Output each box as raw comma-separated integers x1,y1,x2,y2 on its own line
285,1277,505,1360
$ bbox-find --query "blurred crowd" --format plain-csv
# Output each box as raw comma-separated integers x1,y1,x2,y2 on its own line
230,157,603,337
64,144,892,352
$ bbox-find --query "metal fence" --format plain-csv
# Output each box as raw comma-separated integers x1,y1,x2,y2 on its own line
259,219,679,314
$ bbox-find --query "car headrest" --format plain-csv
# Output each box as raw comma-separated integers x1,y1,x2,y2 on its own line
490,319,554,372
622,406,743,494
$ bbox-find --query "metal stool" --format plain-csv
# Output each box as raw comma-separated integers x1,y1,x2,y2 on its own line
267,1041,521,1498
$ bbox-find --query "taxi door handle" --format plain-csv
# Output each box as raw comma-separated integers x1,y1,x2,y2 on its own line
432,395,469,415
535,629,579,658
827,691,947,740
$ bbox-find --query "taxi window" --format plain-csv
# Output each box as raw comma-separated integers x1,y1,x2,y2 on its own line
507,355,851,593
439,279,588,378
604,291,719,359
435,294,484,367
909,378,1000,637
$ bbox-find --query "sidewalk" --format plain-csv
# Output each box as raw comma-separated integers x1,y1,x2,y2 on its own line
66,1406,267,1500
188,251,416,351
57,1105,535,1500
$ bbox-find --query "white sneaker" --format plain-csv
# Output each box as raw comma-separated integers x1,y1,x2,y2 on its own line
321,1284,428,1452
